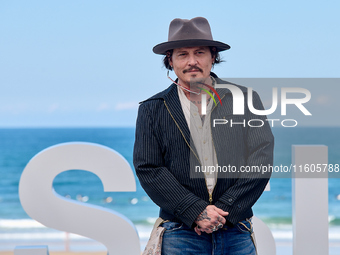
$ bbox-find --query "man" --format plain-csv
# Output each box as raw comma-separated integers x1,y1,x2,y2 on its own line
133,17,274,254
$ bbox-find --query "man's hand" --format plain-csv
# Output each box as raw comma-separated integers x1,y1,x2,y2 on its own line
194,205,229,235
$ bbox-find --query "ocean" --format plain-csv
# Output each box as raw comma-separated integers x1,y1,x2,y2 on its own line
0,127,339,251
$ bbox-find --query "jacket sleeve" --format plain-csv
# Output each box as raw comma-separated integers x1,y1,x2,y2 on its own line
133,102,209,228
214,91,274,225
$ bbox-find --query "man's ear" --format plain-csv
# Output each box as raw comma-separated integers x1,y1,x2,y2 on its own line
167,52,173,67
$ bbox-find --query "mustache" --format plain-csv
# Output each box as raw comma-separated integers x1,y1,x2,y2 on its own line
183,66,203,73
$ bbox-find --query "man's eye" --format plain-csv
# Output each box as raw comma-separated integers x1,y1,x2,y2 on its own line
179,53,186,56
197,51,204,54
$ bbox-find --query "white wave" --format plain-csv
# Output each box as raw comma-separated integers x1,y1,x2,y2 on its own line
265,223,292,229
329,215,336,222
1,219,339,242
271,230,293,239
0,232,88,240
0,221,153,242
135,224,153,239
146,217,158,224
0,219,46,229
271,227,340,241
329,226,340,240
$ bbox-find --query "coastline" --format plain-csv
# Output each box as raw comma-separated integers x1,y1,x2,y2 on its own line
1,224,340,254
1,242,340,255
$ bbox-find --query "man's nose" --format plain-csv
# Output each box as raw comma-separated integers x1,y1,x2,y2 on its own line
188,54,198,65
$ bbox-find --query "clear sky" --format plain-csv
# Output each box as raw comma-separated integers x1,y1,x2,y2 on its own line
1,0,339,127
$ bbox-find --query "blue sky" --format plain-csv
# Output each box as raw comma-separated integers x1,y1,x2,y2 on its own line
1,0,339,127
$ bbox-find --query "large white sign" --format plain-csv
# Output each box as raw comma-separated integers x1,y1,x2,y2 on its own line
19,142,140,255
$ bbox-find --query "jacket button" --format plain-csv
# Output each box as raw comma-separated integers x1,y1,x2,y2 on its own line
228,198,233,202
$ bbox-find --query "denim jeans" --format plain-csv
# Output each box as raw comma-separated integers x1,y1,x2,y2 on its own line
161,219,256,255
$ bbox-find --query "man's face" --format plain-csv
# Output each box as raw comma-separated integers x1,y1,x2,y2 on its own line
170,46,214,88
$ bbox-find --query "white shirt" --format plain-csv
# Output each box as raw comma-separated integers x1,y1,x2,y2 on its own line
177,85,218,195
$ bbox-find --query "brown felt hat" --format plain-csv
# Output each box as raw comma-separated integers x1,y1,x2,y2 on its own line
153,17,230,55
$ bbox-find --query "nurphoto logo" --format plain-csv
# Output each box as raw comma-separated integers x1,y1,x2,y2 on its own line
200,83,312,128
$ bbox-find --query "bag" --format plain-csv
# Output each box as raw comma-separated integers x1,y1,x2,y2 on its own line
142,217,169,255
239,218,258,255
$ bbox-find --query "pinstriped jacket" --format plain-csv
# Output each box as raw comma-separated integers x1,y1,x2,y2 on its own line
133,73,274,228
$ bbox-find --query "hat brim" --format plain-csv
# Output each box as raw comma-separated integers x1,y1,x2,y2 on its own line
153,39,230,55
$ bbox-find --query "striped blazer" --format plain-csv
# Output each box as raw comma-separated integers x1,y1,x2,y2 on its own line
133,73,274,228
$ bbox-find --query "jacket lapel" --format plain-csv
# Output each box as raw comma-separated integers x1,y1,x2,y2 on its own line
163,84,205,186
163,84,192,147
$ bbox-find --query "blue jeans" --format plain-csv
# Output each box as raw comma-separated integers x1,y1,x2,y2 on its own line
161,219,256,255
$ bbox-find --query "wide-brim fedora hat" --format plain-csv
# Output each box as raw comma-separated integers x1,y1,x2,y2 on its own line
153,17,230,55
